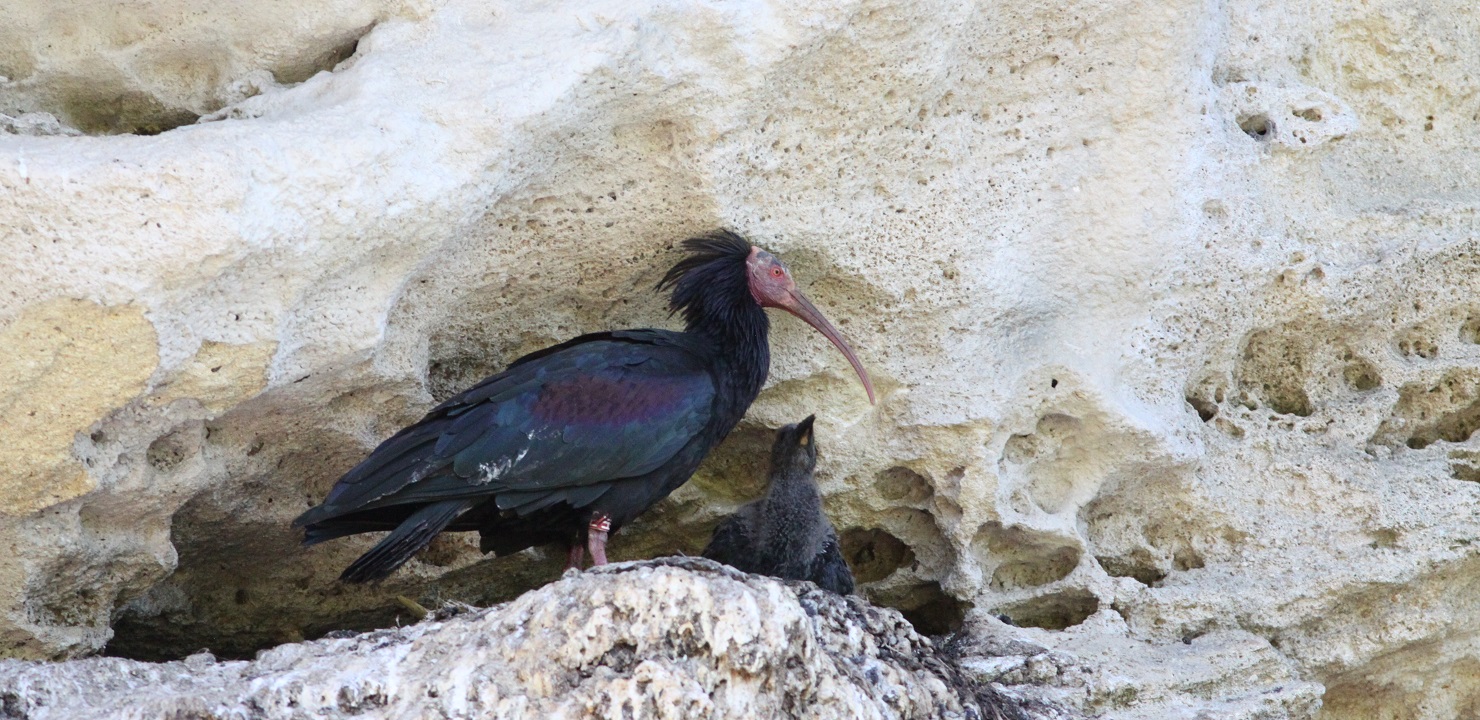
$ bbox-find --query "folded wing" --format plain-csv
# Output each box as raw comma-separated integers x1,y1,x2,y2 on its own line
295,331,715,529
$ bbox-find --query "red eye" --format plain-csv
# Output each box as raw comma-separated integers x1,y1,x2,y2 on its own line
771,267,784,278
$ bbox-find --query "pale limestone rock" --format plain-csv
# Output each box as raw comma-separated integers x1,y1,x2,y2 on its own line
0,561,1042,720
0,0,1477,716
0,112,81,137
953,612,1324,719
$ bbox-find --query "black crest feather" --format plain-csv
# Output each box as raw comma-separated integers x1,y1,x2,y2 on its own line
657,230,754,331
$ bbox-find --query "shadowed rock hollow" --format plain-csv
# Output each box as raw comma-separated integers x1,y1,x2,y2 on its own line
3,0,1480,717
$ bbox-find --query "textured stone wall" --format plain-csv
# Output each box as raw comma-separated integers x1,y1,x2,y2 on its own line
2,0,1478,717
0,560,1046,720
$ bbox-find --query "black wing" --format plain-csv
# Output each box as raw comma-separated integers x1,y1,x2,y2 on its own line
702,512,758,573
295,330,715,527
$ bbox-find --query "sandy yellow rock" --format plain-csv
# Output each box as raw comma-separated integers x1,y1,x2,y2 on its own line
156,340,277,414
0,299,157,515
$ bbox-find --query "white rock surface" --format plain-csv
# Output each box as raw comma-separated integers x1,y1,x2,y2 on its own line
0,561,1041,720
1,0,1478,717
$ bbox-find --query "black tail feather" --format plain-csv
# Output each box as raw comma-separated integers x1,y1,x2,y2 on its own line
338,500,473,583
811,536,855,596
300,506,419,547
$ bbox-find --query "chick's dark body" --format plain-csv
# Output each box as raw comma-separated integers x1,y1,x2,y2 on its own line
703,416,855,595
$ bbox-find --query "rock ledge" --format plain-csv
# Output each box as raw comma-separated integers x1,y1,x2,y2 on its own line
0,559,1050,720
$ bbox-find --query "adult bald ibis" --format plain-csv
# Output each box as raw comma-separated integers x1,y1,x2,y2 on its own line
702,416,854,595
294,230,875,582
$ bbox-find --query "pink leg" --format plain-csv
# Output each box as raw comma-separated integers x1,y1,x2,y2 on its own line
566,543,585,570
587,514,612,566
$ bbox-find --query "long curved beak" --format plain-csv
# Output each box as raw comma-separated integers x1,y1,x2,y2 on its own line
775,290,877,404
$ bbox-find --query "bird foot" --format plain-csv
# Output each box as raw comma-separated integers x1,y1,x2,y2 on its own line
565,543,585,571
587,514,612,566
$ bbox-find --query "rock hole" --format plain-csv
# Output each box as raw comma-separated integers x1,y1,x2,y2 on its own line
1098,553,1168,587
58,87,202,135
595,641,638,674
1215,418,1245,437
989,545,1080,591
1265,389,1310,416
1368,528,1400,549
1172,548,1205,572
993,589,1099,631
1397,334,1438,360
338,685,389,712
1002,433,1041,463
1460,315,1480,344
1235,329,1314,417
1186,395,1218,422
1,691,24,718
1343,358,1382,392
840,527,915,584
1413,403,1480,447
1294,107,1323,122
872,466,933,504
976,523,1082,591
273,32,365,85
1374,370,1480,450
1450,459,1480,483
873,581,967,636
61,25,368,134
1238,114,1274,140
147,432,189,472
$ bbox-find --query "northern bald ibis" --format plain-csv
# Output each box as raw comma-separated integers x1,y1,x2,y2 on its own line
294,230,874,582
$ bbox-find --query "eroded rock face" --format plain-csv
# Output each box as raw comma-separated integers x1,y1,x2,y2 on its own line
0,0,395,134
0,561,1042,720
2,0,1480,716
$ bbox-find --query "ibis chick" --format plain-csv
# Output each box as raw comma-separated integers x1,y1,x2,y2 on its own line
703,415,854,595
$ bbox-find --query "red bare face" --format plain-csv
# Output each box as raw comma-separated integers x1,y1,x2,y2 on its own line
744,246,876,404
746,247,796,306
